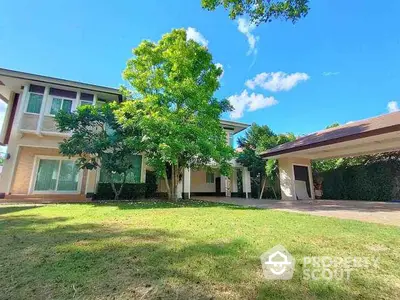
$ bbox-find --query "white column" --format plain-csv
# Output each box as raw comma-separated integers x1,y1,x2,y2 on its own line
278,157,314,200
0,91,14,143
183,167,191,199
85,169,98,197
231,168,238,197
242,167,251,199
73,90,81,112
36,86,49,135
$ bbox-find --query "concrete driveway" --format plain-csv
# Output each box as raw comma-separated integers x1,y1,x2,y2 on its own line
195,197,400,226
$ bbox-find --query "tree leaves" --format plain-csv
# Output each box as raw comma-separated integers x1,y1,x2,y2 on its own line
201,0,310,25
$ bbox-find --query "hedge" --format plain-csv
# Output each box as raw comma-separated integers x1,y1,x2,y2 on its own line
320,161,400,201
95,183,147,200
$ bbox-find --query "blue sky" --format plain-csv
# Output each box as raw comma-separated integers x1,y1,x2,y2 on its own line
1,0,399,139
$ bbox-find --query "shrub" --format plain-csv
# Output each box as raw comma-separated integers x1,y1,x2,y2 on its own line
321,161,400,201
95,183,147,200
145,171,158,198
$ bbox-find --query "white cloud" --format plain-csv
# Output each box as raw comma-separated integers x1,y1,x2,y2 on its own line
228,90,278,119
245,71,310,92
186,27,208,47
237,18,259,55
215,63,224,79
387,101,399,113
322,71,340,76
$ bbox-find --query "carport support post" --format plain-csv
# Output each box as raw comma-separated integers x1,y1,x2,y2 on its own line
278,157,315,200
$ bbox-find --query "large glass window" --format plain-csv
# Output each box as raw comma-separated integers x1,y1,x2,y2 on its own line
34,159,79,192
26,84,45,114
26,93,44,114
99,155,142,183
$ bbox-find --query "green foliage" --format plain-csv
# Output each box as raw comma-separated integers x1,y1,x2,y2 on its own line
55,103,143,200
201,0,310,25
95,183,147,200
321,161,400,201
117,29,234,200
237,123,295,198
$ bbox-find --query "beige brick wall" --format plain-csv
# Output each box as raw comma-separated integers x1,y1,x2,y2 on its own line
11,147,87,195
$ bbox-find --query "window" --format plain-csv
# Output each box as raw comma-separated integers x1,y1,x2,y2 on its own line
50,97,73,115
206,172,214,183
99,155,142,183
79,93,94,107
26,84,45,114
96,99,107,107
34,158,80,192
47,88,76,115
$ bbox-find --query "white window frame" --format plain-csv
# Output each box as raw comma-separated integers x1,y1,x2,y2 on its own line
46,95,75,116
24,92,44,115
29,155,83,194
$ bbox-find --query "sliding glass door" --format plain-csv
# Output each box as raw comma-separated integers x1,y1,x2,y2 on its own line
34,158,80,192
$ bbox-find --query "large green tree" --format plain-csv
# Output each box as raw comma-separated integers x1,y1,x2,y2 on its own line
117,29,234,201
201,0,310,25
237,123,295,198
56,103,143,200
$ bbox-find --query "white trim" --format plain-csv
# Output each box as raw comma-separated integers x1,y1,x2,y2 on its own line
74,91,81,112
29,155,83,195
36,86,49,134
93,93,98,106
291,163,314,200
19,144,59,149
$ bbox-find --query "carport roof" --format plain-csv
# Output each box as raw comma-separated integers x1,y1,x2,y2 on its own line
260,112,400,158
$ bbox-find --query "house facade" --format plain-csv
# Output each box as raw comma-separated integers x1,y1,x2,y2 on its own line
0,68,251,201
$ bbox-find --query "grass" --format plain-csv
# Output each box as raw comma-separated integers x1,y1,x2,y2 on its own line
0,200,399,299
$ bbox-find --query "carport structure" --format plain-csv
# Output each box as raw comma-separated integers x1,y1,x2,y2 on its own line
260,112,400,200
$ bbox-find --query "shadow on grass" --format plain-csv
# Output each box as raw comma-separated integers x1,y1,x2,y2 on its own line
1,212,390,300
89,199,259,211
0,205,39,215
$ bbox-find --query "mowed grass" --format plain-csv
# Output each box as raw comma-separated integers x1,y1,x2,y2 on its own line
0,200,399,300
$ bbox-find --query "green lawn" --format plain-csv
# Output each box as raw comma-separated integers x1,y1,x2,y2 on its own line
0,200,399,300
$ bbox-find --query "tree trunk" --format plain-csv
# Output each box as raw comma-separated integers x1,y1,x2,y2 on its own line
116,172,127,200
163,169,172,201
171,165,176,201
259,176,267,199
110,181,119,201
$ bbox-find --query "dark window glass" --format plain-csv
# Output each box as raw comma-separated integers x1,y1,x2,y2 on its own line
29,84,45,94
49,88,77,99
80,93,94,101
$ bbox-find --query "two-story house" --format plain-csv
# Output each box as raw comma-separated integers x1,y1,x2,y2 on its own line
0,68,251,201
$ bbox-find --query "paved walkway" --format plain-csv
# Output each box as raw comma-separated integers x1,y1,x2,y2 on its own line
195,197,400,226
